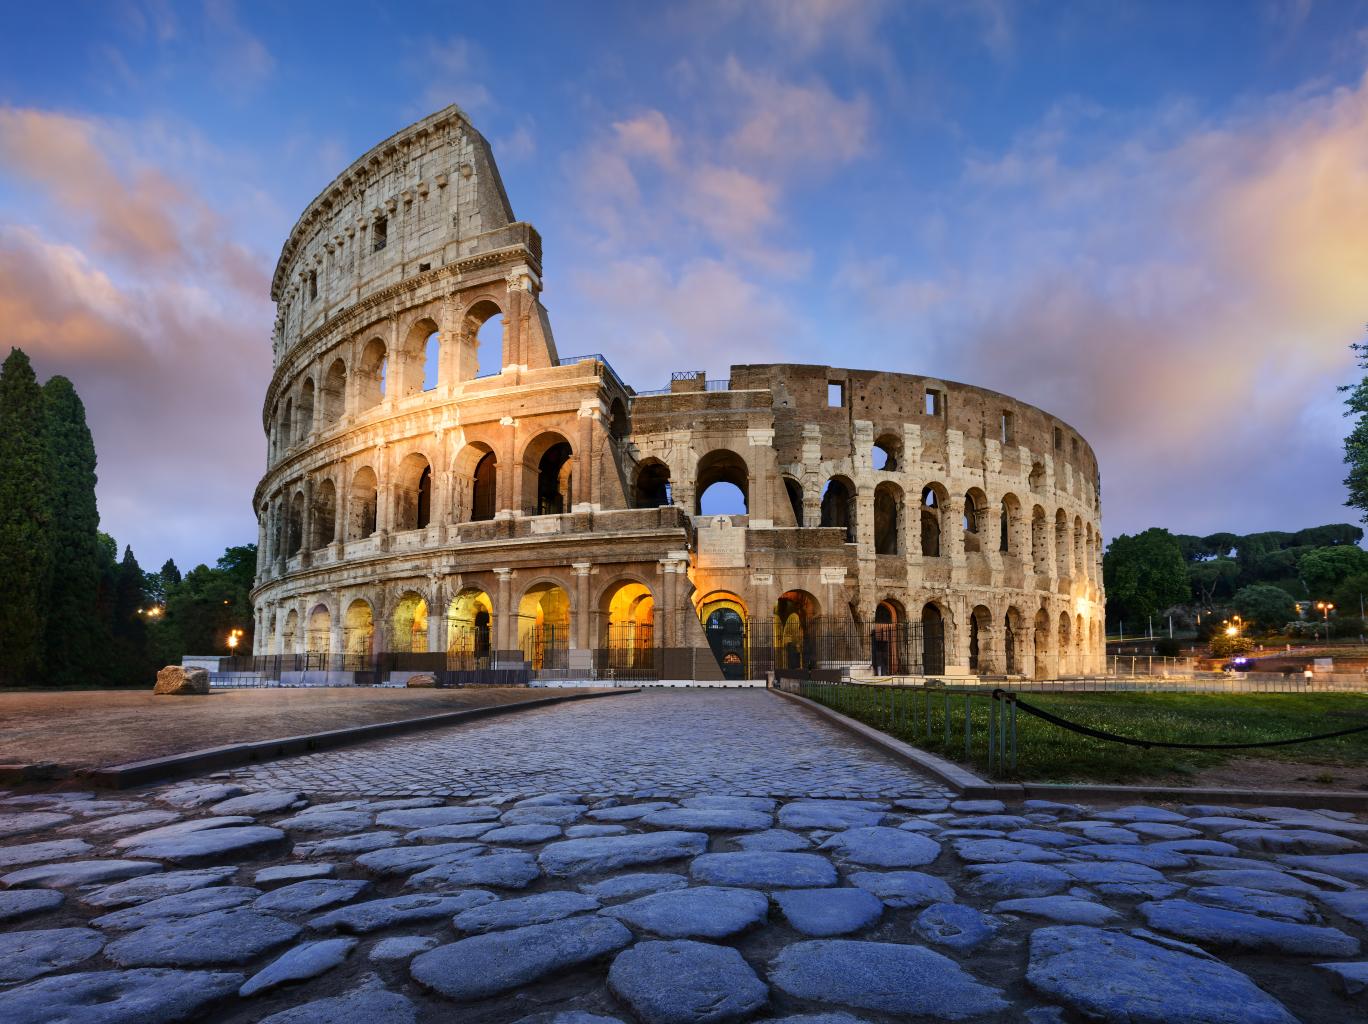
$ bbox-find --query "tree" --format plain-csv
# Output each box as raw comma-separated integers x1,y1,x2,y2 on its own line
1299,546,1368,599
1343,339,1368,524
40,375,102,686
109,545,154,685
1103,528,1189,627
1188,557,1239,606
0,349,53,684
1231,583,1298,632
154,544,257,663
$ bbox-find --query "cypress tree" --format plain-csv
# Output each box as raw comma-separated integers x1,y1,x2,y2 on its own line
41,376,101,686
0,349,53,685
111,545,152,685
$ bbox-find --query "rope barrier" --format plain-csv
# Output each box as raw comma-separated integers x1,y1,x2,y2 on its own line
995,688,1368,751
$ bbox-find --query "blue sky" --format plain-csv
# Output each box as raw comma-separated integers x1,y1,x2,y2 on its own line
2,0,1367,571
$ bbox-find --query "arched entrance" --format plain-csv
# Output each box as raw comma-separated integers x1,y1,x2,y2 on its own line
921,603,946,675
872,599,906,675
519,582,570,669
392,592,429,654
343,600,374,668
775,590,819,671
634,460,672,508
447,588,494,667
523,433,573,516
281,609,299,655
306,605,331,656
699,593,748,680
601,581,655,670
969,605,992,674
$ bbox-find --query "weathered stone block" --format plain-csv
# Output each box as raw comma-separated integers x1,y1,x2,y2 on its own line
153,666,208,696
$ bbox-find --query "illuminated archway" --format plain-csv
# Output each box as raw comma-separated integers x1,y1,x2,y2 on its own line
392,591,429,654
518,582,570,669
447,588,494,665
698,592,748,680
601,580,655,667
775,589,820,671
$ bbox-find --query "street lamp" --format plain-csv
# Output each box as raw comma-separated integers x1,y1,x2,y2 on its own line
227,628,244,657
1316,601,1335,643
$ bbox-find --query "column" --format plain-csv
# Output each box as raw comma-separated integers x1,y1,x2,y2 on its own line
575,401,597,512
494,568,514,654
658,561,677,648
572,563,592,650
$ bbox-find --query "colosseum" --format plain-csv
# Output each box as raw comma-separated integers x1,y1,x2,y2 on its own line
251,105,1106,684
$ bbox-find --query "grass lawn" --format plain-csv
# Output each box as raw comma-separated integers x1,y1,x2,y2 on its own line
799,683,1368,785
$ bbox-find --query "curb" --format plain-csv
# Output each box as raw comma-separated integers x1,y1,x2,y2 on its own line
769,687,1368,811
79,687,639,790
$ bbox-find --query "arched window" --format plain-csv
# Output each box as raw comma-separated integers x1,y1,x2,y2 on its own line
1000,494,1021,554
312,479,337,549
775,590,820,671
417,466,432,528
347,467,378,540
519,582,571,669
963,490,985,554
472,451,497,521
783,477,803,527
321,359,346,425
282,398,294,448
297,380,315,441
872,433,900,471
874,482,901,555
392,592,429,654
476,308,503,378
601,580,655,668
820,477,854,542
394,454,432,531
634,460,672,508
358,338,386,411
343,600,373,663
535,440,573,515
287,492,304,555
1029,461,1045,492
699,592,748,680
696,450,748,516
969,605,992,673
306,605,330,655
422,330,440,391
1004,607,1023,675
921,486,943,557
448,588,494,665
921,604,945,675
1031,506,1049,574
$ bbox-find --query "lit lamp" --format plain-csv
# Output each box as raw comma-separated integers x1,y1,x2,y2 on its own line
227,628,244,654
1316,601,1335,642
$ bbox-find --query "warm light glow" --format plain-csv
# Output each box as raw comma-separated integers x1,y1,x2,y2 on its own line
1224,625,1238,637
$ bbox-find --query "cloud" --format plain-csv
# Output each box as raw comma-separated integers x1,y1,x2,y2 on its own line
204,0,275,93
722,58,871,172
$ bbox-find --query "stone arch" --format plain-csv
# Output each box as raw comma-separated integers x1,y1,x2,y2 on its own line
522,432,573,516
306,603,331,655
394,452,433,531
782,476,804,527
775,589,821,671
453,442,497,523
1074,516,1085,580
872,432,901,472
599,578,655,666
282,397,294,448
347,466,378,540
1055,509,1071,577
1004,606,1025,675
518,580,571,668
921,602,947,675
969,604,993,674
1076,612,1086,674
874,481,902,555
633,459,672,509
698,591,748,680
1058,611,1073,673
872,598,906,674
287,490,305,555
447,587,494,663
311,478,337,549
1000,493,1022,554
963,487,988,554
357,337,387,411
401,315,440,396
921,484,948,557
1029,461,1045,492
463,298,504,380
321,358,346,426
281,608,299,654
391,590,429,654
1031,505,1049,574
297,378,315,441
696,449,749,515
343,598,374,661
820,475,856,542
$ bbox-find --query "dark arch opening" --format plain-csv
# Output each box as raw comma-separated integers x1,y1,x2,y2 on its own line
472,451,497,522
695,450,749,516
416,465,432,529
538,442,573,515
783,477,803,527
635,461,672,509
820,477,854,542
874,484,900,555
922,603,945,675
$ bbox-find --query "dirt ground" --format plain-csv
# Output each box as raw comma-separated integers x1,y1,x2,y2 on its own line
0,687,607,771
1176,755,1368,792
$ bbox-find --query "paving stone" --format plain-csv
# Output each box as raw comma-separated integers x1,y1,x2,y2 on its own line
68,809,181,838
774,887,883,936
994,896,1121,925
366,797,447,810
240,937,357,996
355,841,484,876
1190,854,1281,871
770,939,1007,1018
369,935,439,961
1280,853,1368,884
1061,861,1168,886
111,816,256,849
607,885,768,938
965,862,1072,899
501,804,587,826
258,980,420,1024
1007,829,1083,849
159,783,248,808
1150,839,1239,856
642,807,773,831
541,831,710,877
820,826,941,867
376,806,501,828
406,851,541,890
1079,827,1142,844
1026,925,1298,1024
848,870,955,907
1248,808,1368,833
0,811,74,838
913,902,998,951
106,907,303,966
1072,845,1191,869
515,793,585,807
295,831,400,857
587,802,677,822
71,799,148,817
0,888,64,923
480,823,564,844
1139,898,1359,956
896,797,950,812
1314,961,1368,998
952,838,1062,864
1187,816,1273,833
691,851,838,888
1187,885,1316,922
582,872,689,900
2,858,162,889
93,886,263,929
683,795,777,813
277,809,375,834
949,814,1034,829
1123,822,1202,840
513,1014,628,1024
211,790,307,816
1096,806,1188,824
763,1016,870,1024
0,926,105,983
253,878,371,914
950,799,1006,814
1183,869,1324,895
566,824,629,838
0,968,244,1024
1321,890,1368,928
1223,829,1362,855
311,891,496,933
411,915,633,1001
778,801,885,830
256,862,337,884
456,891,600,933
736,829,811,851
0,837,93,868
125,825,287,865
608,939,768,1024
407,822,501,842
897,819,943,834
82,867,238,908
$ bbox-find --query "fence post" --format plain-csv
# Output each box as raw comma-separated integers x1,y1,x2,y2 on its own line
987,695,996,775
963,694,971,759
1009,694,1017,771
943,693,951,748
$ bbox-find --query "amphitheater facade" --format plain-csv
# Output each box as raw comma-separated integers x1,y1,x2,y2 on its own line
251,106,1105,681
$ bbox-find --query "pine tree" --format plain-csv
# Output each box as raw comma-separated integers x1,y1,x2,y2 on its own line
0,349,53,684
41,376,101,686
110,545,152,685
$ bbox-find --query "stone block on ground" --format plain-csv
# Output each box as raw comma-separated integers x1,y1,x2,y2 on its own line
153,666,209,695
608,939,768,1024
405,674,439,688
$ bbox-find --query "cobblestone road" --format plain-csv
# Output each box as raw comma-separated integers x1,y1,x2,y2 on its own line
230,690,947,800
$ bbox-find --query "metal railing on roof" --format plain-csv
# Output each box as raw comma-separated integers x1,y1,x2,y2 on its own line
557,352,629,395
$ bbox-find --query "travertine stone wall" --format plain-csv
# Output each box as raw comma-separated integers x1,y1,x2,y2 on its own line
252,107,1105,678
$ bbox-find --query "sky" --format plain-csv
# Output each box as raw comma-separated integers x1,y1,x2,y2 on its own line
2,0,1367,572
